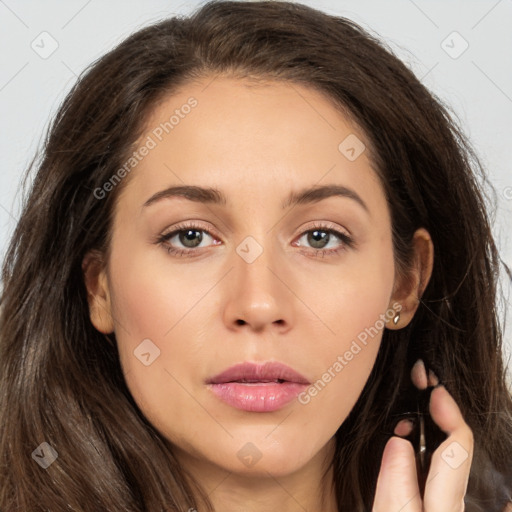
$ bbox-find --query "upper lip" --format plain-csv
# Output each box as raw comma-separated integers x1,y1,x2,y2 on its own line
206,361,311,385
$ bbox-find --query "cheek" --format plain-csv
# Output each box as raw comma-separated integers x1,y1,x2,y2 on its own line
106,245,201,430
304,238,395,417
317,233,395,348
105,239,188,382
107,238,203,340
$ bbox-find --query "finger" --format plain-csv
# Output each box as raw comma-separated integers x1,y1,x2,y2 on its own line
423,385,474,512
411,359,428,390
411,359,441,389
372,436,422,512
394,418,414,437
427,368,439,387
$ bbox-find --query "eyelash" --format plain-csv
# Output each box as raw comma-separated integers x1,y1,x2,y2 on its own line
155,221,355,258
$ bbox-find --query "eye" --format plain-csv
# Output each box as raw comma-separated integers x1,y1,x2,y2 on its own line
155,221,354,258
294,222,354,256
167,228,210,249
156,221,219,257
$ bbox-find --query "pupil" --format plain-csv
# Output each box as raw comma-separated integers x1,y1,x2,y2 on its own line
180,229,202,248
309,230,328,249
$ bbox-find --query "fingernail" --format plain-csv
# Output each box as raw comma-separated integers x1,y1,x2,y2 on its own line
428,368,440,386
394,418,415,437
411,359,428,389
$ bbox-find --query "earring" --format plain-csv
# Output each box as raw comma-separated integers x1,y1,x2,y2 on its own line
393,312,401,325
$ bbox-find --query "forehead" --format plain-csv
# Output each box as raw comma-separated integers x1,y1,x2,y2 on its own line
118,76,384,215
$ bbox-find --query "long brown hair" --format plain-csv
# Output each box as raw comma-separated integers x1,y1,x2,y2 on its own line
1,1,511,510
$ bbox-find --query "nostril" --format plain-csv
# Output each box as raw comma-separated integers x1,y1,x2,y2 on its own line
236,319,246,325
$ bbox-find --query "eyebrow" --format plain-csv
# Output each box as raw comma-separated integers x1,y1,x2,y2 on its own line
143,184,369,214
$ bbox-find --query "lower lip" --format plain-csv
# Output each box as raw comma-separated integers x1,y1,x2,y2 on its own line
207,382,309,412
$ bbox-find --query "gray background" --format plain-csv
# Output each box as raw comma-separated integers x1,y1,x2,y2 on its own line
0,0,511,373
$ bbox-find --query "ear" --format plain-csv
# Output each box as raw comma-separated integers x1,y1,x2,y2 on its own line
82,249,114,334
386,228,434,329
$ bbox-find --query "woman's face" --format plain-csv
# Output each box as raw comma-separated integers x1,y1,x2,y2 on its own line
90,76,402,479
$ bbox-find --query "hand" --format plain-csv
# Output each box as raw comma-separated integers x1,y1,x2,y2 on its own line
372,359,474,512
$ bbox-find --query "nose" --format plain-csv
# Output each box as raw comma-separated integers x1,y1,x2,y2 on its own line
222,238,295,334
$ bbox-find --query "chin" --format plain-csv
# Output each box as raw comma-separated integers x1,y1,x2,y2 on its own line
208,436,318,477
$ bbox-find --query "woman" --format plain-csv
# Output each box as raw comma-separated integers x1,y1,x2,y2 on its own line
0,1,511,510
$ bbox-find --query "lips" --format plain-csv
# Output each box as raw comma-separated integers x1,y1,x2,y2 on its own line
206,361,311,385
206,361,311,412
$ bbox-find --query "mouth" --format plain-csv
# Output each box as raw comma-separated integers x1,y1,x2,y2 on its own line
223,379,286,384
206,361,311,385
206,361,311,412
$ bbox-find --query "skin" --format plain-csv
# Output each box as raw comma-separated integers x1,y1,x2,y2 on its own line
83,76,474,511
